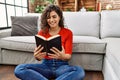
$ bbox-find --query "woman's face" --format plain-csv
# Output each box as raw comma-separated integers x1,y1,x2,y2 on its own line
47,11,60,28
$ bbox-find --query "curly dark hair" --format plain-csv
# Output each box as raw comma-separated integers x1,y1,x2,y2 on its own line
40,4,64,32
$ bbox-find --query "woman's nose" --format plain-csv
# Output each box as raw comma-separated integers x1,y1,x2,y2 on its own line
50,18,54,21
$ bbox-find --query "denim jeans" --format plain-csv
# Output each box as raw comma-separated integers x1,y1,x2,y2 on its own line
14,59,85,80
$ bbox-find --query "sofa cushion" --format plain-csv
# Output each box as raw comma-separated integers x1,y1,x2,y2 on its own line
73,36,106,53
101,11,120,38
11,16,38,36
0,36,36,52
0,36,106,54
63,12,100,37
25,13,42,31
102,38,120,80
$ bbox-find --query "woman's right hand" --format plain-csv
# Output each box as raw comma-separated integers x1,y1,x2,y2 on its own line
34,45,46,61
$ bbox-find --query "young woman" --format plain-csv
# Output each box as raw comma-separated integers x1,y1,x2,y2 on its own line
14,4,85,80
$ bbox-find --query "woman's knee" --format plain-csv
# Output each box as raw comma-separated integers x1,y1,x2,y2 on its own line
74,66,85,79
14,64,27,76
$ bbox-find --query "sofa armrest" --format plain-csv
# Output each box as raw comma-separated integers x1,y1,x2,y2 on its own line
0,28,11,63
0,28,12,38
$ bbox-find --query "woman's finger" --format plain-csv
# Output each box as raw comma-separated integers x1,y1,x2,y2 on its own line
34,45,41,52
50,47,60,55
48,54,58,59
35,52,46,59
34,46,44,56
62,46,65,52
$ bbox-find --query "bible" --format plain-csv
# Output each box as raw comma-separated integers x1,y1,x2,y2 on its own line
35,34,62,54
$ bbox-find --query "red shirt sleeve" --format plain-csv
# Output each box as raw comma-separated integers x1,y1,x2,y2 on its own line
64,30,73,54
59,28,73,54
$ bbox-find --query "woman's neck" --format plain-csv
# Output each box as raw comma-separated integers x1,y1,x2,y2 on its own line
49,27,61,36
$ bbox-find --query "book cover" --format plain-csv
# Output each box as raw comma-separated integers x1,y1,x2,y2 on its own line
35,34,62,54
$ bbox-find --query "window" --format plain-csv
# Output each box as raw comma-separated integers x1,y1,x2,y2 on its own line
0,4,7,28
0,0,28,29
0,0,5,3
7,5,15,26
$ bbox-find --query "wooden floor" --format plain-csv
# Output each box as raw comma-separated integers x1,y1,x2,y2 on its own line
0,64,104,80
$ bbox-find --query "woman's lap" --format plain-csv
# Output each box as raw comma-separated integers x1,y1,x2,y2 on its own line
14,60,85,80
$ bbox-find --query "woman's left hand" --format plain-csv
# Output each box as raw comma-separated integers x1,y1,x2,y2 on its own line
48,46,71,61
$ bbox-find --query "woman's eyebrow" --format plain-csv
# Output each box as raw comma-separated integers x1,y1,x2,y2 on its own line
51,14,56,16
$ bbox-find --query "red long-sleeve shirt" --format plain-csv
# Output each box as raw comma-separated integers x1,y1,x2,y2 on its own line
37,27,73,59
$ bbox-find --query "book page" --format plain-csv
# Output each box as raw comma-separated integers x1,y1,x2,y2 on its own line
47,35,60,41
36,35,46,40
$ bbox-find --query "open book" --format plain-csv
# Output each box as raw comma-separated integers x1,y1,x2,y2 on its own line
35,34,62,54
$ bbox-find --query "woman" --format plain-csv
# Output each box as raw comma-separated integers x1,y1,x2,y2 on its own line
14,4,85,80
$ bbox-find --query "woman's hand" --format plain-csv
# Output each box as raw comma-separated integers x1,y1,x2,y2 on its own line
34,45,46,61
48,46,71,61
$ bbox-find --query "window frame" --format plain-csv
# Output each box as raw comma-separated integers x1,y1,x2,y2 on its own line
0,0,28,30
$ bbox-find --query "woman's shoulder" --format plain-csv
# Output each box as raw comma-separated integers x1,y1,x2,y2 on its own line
37,29,49,35
37,30,43,35
61,27,73,34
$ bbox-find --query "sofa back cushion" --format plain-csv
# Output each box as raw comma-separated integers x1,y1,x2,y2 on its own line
25,13,42,31
11,16,38,36
101,10,120,38
63,12,100,37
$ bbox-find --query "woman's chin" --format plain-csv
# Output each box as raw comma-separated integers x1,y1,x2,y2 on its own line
50,25,57,28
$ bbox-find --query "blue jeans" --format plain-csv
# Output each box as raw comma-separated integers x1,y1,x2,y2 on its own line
14,59,85,80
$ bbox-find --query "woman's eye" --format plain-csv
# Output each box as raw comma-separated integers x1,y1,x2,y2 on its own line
47,17,50,19
53,16,57,18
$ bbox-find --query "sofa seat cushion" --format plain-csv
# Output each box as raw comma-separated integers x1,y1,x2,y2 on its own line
102,38,120,80
0,36,36,52
0,36,106,54
73,36,106,54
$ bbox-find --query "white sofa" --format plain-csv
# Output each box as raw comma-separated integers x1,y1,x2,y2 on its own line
0,11,120,80
101,11,120,80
